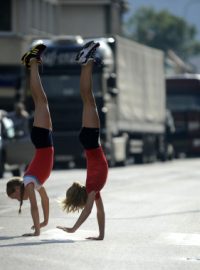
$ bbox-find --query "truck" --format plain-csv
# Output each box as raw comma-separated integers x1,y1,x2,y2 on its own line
24,35,166,166
166,73,200,157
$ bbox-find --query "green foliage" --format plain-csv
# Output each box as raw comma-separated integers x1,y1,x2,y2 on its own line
125,6,200,59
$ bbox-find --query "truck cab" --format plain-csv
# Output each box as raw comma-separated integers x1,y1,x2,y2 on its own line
24,35,166,167
25,36,123,166
166,74,200,157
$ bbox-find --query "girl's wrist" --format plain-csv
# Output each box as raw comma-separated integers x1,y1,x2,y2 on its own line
34,230,40,236
72,226,77,232
43,220,48,225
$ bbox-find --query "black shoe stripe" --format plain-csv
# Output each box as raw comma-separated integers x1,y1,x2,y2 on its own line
85,43,100,59
83,41,94,49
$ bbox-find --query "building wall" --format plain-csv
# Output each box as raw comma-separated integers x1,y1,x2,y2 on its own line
12,0,57,36
58,5,107,36
0,0,127,65
10,0,125,36
0,35,24,65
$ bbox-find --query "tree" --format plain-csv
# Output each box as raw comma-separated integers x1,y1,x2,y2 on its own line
124,6,200,59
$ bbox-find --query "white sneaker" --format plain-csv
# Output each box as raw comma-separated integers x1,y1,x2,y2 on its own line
75,41,100,65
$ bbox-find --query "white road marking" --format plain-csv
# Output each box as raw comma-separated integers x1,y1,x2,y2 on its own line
186,257,200,261
0,208,17,215
26,228,96,242
162,233,200,246
54,197,63,204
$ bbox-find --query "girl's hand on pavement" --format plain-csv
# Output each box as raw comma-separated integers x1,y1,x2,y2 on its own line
57,226,75,233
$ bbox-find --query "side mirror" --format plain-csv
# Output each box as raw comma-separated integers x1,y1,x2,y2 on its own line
2,117,15,139
107,73,118,96
108,88,119,96
107,73,116,88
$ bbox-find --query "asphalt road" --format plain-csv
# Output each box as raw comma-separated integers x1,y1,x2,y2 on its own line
1,159,200,270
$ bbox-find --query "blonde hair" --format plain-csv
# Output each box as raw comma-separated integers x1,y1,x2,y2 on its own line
6,177,24,214
62,182,88,213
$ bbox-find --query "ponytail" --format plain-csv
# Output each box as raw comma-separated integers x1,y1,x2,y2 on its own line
62,182,88,213
18,183,25,214
6,177,24,214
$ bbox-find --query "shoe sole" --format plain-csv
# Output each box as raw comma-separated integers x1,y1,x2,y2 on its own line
21,44,46,68
85,42,100,59
76,41,100,65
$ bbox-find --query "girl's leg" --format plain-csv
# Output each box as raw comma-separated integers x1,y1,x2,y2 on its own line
80,61,100,128
29,59,52,130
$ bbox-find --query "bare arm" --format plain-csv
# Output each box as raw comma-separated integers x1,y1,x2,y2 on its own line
94,196,105,239
57,191,96,233
23,183,40,236
38,186,49,227
86,195,105,240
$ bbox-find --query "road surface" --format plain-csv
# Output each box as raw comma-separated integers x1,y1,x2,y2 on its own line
1,158,200,270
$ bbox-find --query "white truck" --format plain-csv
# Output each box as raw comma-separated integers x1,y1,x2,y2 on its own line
24,35,166,166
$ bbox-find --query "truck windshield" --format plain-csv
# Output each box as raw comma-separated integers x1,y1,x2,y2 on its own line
167,95,200,111
41,73,102,97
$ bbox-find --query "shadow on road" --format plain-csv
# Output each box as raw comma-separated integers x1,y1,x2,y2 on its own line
110,209,200,220
0,237,75,247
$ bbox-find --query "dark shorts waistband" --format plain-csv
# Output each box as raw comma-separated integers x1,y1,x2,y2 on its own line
31,126,53,149
79,127,100,150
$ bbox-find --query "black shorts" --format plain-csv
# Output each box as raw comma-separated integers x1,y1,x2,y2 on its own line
79,127,100,150
31,126,53,149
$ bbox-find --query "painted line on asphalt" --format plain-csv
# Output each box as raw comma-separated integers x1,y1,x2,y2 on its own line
163,233,200,246
0,208,18,215
26,228,96,242
0,204,30,215
186,257,200,262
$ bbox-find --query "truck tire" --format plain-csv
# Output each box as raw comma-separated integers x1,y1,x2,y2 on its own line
108,154,116,168
12,168,21,177
0,150,5,178
134,153,147,164
110,134,129,167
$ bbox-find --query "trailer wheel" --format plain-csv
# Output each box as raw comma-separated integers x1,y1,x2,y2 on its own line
134,153,147,164
110,134,129,167
11,168,21,177
0,150,5,178
115,140,129,167
108,152,116,168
